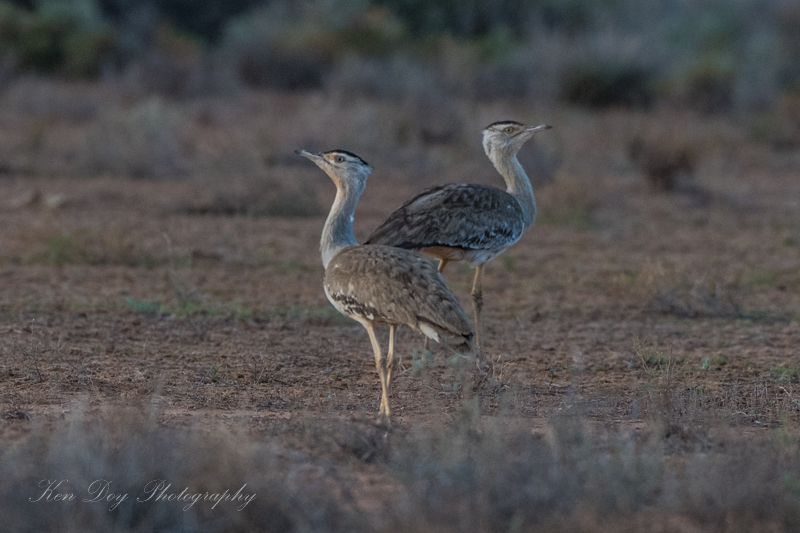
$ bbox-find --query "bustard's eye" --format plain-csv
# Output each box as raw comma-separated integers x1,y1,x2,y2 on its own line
504,126,515,134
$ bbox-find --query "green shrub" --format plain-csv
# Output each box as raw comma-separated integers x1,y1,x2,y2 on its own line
35,233,87,267
740,268,778,288
124,296,163,314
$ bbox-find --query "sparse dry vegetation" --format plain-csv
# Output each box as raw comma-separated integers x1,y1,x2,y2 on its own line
4,401,800,532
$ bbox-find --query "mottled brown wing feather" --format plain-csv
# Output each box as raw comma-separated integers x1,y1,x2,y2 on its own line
364,184,525,253
324,245,473,350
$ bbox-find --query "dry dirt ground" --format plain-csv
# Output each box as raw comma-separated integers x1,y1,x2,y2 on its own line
1,84,800,529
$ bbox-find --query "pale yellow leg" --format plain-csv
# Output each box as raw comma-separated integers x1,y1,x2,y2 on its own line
386,324,397,398
471,263,486,370
364,322,391,424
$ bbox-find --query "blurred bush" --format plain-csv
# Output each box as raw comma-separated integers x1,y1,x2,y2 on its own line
326,54,426,101
0,408,348,532
81,98,188,179
776,4,800,93
0,0,112,77
234,44,329,91
628,136,696,192
1,0,799,115
372,0,582,39
473,61,535,101
560,60,654,108
24,231,159,268
750,94,800,150
667,55,735,114
221,1,408,91
221,2,329,91
174,183,322,218
123,23,217,98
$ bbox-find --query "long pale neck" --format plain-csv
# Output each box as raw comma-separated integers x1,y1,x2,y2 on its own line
321,182,362,268
489,150,536,228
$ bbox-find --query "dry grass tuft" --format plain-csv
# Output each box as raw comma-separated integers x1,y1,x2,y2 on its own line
21,231,158,268
628,136,697,193
634,261,740,319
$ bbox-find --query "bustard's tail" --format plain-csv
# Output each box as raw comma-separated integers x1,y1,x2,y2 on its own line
416,316,474,355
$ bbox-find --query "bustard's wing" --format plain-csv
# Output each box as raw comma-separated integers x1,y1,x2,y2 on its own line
324,245,473,351
364,184,525,252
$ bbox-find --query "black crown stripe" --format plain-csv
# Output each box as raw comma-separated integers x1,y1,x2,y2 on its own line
325,150,370,167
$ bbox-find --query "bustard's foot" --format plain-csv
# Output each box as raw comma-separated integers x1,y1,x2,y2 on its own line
375,414,392,430
474,347,489,373
472,366,489,390
376,405,392,429
472,348,500,391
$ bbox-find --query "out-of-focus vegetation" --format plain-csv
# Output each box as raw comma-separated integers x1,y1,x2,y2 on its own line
1,0,799,111
5,397,800,532
0,0,798,185
0,0,112,77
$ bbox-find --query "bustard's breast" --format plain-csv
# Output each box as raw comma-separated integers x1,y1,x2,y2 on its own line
323,282,385,323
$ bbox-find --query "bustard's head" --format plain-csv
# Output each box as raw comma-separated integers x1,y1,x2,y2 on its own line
296,149,372,191
482,121,551,159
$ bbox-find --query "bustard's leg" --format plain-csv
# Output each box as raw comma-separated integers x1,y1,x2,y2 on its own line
471,263,486,370
364,322,391,423
386,324,398,398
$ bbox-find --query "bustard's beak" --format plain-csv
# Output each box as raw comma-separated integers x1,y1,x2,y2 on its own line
525,124,552,134
296,149,342,184
519,123,551,143
296,149,324,163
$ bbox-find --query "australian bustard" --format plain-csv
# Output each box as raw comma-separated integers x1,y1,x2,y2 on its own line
365,120,551,352
297,149,474,424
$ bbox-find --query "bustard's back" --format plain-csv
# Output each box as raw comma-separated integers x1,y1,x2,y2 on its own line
364,182,526,266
